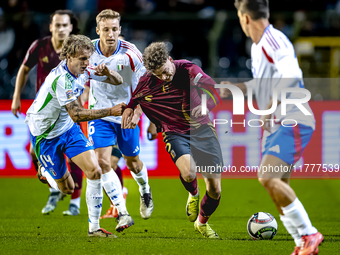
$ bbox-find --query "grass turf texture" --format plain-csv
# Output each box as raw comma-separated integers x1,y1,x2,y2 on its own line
0,178,339,254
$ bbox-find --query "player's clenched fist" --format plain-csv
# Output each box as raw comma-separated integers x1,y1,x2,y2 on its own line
110,103,126,116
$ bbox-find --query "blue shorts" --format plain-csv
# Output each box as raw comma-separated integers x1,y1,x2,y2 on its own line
88,119,140,157
30,123,93,179
262,124,314,165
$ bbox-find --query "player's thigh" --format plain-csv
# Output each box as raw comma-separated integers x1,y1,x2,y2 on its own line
192,124,224,177
62,123,100,180
116,124,140,157
258,154,291,179
95,146,112,173
71,150,101,180
88,119,117,150
30,133,68,181
261,124,313,177
163,132,195,179
203,176,221,199
176,154,197,181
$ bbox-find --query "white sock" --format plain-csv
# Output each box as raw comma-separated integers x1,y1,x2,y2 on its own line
189,190,199,198
49,187,59,193
70,197,81,208
86,179,103,232
102,169,127,214
280,214,301,246
130,163,150,195
197,219,206,226
41,167,60,192
282,198,318,236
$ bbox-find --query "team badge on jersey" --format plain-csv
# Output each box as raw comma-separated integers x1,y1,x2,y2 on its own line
145,95,153,102
42,56,49,63
66,90,73,99
48,168,57,177
162,84,169,93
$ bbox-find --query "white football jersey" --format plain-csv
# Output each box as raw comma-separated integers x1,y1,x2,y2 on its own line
25,60,107,139
245,25,315,132
89,39,146,123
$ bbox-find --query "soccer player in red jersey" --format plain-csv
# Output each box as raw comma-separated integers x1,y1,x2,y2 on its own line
122,42,223,238
11,10,83,216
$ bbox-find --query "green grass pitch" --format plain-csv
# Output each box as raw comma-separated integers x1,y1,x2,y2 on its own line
0,177,339,254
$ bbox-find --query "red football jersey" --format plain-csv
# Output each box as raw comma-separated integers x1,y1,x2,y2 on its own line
127,60,220,134
23,36,60,92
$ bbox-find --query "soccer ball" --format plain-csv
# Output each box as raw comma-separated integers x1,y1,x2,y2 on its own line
247,212,277,240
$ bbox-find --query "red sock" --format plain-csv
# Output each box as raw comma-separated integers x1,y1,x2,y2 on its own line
179,174,198,196
69,162,83,199
114,166,124,188
198,192,220,224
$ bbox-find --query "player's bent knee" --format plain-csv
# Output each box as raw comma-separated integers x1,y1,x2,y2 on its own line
57,182,74,195
207,184,221,199
97,158,110,171
258,177,275,189
181,171,196,183
60,186,74,195
86,167,102,180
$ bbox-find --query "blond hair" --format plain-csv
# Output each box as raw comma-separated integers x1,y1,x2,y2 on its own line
96,9,121,28
143,42,169,72
59,35,95,60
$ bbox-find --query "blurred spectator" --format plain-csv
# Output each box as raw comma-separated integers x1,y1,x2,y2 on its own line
135,0,156,14
97,0,126,13
0,7,15,60
66,0,96,33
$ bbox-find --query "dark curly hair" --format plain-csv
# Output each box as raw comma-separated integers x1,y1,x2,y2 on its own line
59,35,95,60
143,42,169,72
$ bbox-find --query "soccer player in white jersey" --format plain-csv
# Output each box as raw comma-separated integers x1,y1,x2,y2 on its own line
220,1,323,254
88,9,153,219
25,34,134,236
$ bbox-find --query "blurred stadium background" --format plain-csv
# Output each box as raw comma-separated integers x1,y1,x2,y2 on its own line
1,0,340,178
1,0,340,99
1,1,340,254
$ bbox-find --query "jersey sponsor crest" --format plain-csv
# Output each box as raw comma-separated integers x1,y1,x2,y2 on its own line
42,56,49,63
66,90,73,99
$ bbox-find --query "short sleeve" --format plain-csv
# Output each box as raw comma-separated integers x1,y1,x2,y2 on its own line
55,75,77,106
23,39,40,68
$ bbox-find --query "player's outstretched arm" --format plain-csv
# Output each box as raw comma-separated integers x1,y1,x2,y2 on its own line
11,64,31,118
94,63,123,85
219,81,247,98
65,99,126,122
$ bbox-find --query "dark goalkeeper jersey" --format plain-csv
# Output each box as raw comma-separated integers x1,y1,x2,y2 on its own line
23,36,61,92
127,60,220,134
